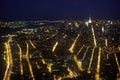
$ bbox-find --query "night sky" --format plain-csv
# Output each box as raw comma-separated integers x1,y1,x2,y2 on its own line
0,0,120,20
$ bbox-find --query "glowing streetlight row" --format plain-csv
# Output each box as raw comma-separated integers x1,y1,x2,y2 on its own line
25,42,35,80
113,47,120,78
95,47,101,80
17,43,23,75
3,36,13,80
3,43,10,80
81,47,89,61
74,55,84,71
29,40,36,49
69,34,80,53
77,45,84,56
105,39,108,47
87,47,96,73
91,26,97,46
52,41,58,52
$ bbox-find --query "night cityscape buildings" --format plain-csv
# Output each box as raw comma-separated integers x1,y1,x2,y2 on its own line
0,0,120,80
0,19,120,80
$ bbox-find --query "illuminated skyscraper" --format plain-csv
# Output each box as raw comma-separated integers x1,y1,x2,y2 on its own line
85,16,92,26
88,17,92,24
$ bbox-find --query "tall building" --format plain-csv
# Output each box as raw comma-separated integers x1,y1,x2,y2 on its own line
85,16,92,26
88,17,92,24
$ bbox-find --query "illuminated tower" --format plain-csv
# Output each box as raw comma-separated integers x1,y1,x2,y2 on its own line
88,17,92,24
85,16,92,26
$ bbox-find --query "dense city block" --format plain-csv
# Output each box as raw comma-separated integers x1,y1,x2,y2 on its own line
0,19,120,80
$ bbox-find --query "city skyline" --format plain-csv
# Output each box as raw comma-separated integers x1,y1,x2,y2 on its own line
0,0,120,80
